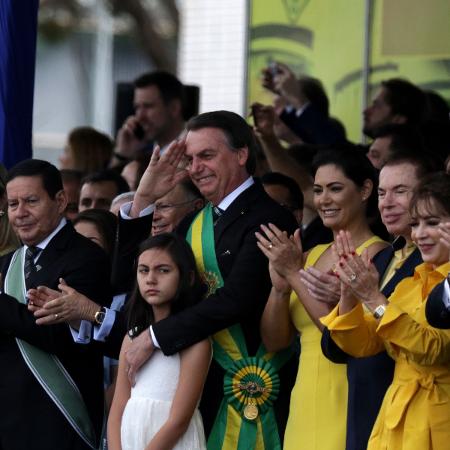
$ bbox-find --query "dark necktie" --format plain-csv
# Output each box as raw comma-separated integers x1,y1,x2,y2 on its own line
24,246,40,290
212,206,224,225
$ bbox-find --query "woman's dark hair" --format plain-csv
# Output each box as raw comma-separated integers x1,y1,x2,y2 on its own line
311,145,379,218
126,233,205,335
72,209,118,256
410,171,450,218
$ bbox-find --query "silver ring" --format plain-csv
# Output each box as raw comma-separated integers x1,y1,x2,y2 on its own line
54,313,59,319
348,273,357,283
268,243,273,249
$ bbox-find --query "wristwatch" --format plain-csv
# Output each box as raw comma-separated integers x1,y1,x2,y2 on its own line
94,307,107,325
373,304,386,320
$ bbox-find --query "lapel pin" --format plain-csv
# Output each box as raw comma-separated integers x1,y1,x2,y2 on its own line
36,265,42,271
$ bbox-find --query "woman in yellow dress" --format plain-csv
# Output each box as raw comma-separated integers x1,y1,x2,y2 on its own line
256,147,387,449
323,171,450,449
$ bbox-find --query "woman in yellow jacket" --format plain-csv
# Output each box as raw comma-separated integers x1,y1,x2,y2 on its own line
323,171,450,450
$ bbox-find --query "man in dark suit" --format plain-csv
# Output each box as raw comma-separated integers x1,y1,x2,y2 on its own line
0,159,111,450
426,280,450,329
425,218,450,329
320,151,432,450
119,111,297,447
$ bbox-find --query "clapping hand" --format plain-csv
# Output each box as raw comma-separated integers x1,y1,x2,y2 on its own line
299,266,340,306
439,221,450,262
32,278,100,327
256,224,304,280
27,285,61,313
331,231,380,304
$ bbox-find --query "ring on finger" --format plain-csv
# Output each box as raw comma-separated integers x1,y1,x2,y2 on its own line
348,273,357,283
54,313,59,319
268,243,273,249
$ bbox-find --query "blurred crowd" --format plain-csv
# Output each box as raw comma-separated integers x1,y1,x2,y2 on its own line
1,66,450,450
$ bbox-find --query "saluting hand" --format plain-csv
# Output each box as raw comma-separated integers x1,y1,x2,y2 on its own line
130,139,189,217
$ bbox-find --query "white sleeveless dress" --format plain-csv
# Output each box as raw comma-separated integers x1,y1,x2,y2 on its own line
120,350,206,450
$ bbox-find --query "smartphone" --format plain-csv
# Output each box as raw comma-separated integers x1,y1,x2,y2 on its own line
133,123,145,140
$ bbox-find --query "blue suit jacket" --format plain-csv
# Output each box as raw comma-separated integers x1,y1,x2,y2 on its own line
279,104,346,145
321,243,422,450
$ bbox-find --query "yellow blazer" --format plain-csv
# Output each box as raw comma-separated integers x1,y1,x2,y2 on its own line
322,262,450,450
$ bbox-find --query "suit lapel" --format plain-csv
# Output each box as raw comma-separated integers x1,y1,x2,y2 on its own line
374,246,394,277
26,224,74,288
381,248,422,297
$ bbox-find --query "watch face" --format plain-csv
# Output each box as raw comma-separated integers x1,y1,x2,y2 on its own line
374,305,386,319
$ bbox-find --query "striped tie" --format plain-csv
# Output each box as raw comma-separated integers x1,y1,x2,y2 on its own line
24,246,40,290
212,206,224,225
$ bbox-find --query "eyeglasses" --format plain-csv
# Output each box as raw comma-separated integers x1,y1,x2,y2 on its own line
154,199,196,212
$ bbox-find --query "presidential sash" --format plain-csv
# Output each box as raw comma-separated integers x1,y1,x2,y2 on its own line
4,248,97,449
187,204,293,450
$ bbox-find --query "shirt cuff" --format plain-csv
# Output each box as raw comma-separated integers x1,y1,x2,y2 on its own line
149,325,160,349
93,308,115,342
320,302,365,330
120,201,155,219
70,320,92,344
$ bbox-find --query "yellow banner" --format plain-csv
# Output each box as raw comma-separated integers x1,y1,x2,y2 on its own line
247,0,450,143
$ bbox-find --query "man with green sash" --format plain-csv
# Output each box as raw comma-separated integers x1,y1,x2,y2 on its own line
0,159,110,449
121,111,298,449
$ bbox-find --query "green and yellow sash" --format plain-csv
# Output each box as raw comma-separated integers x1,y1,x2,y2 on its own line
4,248,97,449
187,204,293,450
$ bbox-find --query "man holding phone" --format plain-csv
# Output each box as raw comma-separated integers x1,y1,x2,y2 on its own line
112,71,186,167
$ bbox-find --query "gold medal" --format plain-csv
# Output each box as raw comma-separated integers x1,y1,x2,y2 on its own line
243,400,259,420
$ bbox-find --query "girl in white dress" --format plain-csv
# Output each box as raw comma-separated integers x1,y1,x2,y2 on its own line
108,233,211,450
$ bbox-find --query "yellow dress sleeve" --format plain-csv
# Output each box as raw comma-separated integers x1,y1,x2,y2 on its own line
323,262,450,365
321,303,385,357
376,269,450,366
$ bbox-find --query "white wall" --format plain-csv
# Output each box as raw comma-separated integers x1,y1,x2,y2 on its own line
178,0,248,116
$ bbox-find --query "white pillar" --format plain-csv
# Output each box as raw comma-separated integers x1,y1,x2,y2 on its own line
92,1,114,134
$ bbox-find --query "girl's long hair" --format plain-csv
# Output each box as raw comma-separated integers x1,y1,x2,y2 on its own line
126,233,205,335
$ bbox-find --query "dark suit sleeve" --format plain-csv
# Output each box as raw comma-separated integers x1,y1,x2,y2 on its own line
279,104,346,146
0,238,111,354
153,210,297,355
426,282,450,329
321,326,350,364
112,213,152,293
100,310,127,359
